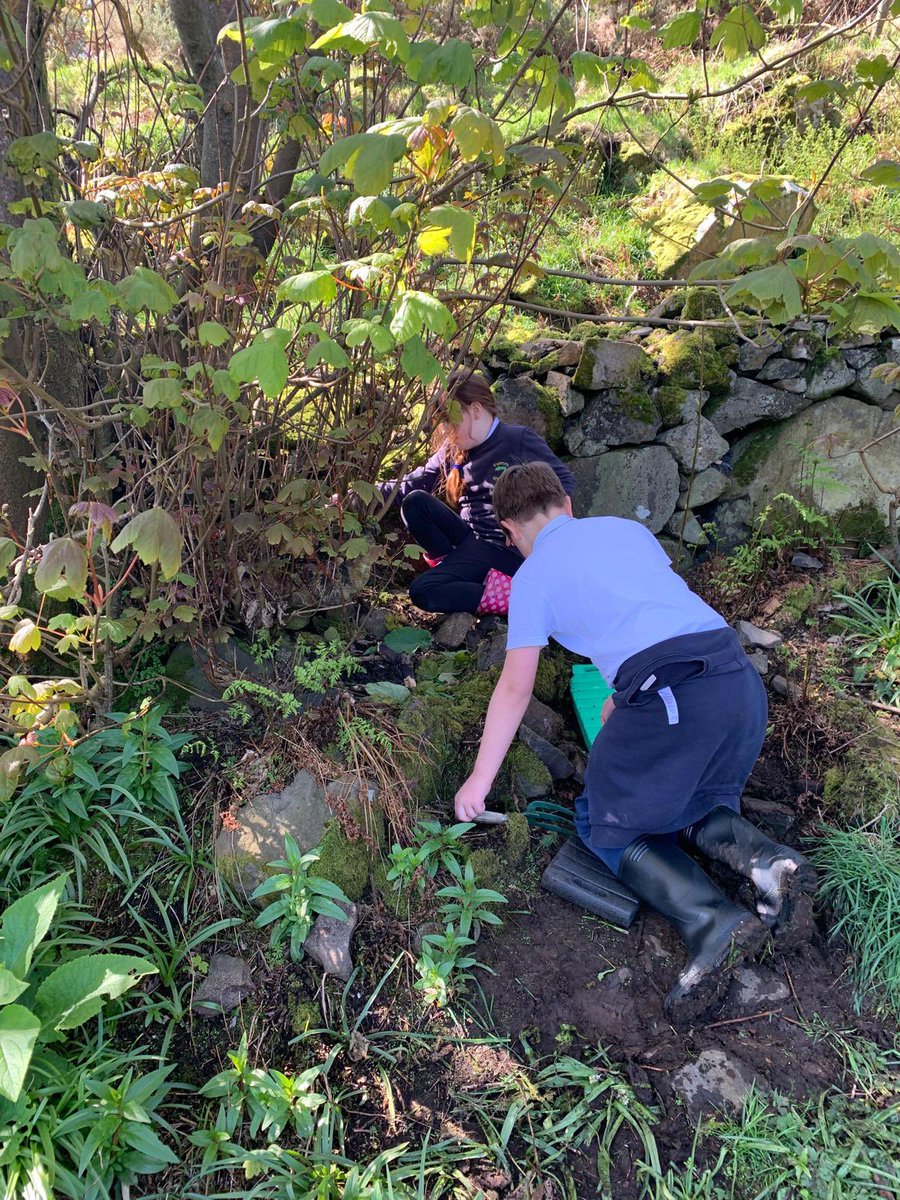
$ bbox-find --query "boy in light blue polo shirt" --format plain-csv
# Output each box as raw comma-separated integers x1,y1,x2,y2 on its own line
453,462,816,1023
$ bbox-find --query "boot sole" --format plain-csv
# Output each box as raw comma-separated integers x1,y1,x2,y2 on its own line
664,915,769,1026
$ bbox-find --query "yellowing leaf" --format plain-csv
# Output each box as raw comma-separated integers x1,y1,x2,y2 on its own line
417,205,477,263
9,619,41,656
33,538,88,601
111,508,184,581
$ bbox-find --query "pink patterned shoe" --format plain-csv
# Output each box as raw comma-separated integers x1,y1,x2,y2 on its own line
477,568,512,616
423,553,445,568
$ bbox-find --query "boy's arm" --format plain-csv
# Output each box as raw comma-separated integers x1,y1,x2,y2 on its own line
454,646,541,821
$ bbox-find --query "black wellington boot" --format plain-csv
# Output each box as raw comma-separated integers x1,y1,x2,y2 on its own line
682,806,817,942
618,837,769,1024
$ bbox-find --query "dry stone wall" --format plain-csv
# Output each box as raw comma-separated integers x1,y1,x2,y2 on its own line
486,319,900,558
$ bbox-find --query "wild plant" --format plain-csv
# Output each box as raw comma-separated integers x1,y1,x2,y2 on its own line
293,639,360,693
437,858,507,939
384,819,472,896
222,678,301,725
251,835,351,962
834,554,900,707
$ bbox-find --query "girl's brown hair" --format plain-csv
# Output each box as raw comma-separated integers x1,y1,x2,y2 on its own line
434,369,497,506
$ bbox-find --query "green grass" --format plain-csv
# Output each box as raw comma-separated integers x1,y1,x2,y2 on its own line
834,556,900,708
812,820,900,1019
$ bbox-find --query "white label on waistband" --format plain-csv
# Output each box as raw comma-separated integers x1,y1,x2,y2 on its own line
659,686,679,725
640,674,657,691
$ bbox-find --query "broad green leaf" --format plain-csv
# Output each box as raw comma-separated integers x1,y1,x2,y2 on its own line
796,79,846,102
571,51,611,90
8,218,68,279
116,267,178,317
342,318,395,353
277,271,338,304
0,538,16,573
249,15,307,58
406,38,474,87
710,4,765,61
143,377,183,410
306,338,351,369
719,237,779,269
229,327,292,397
9,619,41,655
417,205,477,263
0,876,67,978
320,132,408,196
770,0,802,21
450,107,504,164
0,746,36,805
311,12,409,60
693,178,740,204
383,626,432,653
111,507,184,581
843,292,900,335
856,55,893,88
34,954,157,1032
861,160,900,189
401,335,444,385
0,967,27,1006
198,321,231,346
0,1005,40,1103
342,536,371,559
7,675,36,698
60,199,107,230
33,537,88,601
724,263,802,323
365,681,410,703
69,284,111,323
620,13,651,29
190,406,230,451
309,0,354,25
348,195,393,231
659,9,702,48
389,291,456,342
833,233,900,285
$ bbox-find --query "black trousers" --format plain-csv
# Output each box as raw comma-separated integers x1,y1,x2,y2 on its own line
401,491,522,614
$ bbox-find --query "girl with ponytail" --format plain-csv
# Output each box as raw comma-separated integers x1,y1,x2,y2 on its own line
376,369,575,615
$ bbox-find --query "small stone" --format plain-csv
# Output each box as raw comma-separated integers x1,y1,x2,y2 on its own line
740,796,795,840
304,900,358,981
731,966,790,1010
747,651,769,677
545,370,584,416
362,608,388,640
192,954,253,1018
738,335,779,372
678,466,729,511
518,724,574,780
555,341,583,367
664,510,708,546
736,620,783,650
773,377,808,394
758,357,806,382
791,552,823,570
631,326,653,339
783,331,821,361
771,674,802,701
573,338,654,390
710,375,813,436
671,1050,763,1117
521,695,564,743
659,418,730,473
806,356,855,401
434,612,475,649
476,630,508,672
844,347,879,370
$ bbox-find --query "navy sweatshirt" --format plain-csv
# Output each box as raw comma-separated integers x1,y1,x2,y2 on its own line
377,422,576,548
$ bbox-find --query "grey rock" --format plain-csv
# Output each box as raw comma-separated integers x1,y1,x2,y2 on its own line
214,769,333,897
738,335,779,372
631,326,654,339
657,536,694,571
476,630,508,672
747,651,769,676
773,377,808,394
664,510,708,546
493,376,561,446
678,466,729,510
573,338,654,390
674,390,711,424
737,620,783,650
545,370,584,417
659,418,729,472
835,333,878,348
434,612,475,649
192,954,253,1018
844,348,879,370
771,674,803,701
852,362,900,409
362,608,388,641
731,966,790,1011
791,552,824,570
555,341,584,368
521,695,565,743
711,376,813,435
806,356,855,401
566,390,660,456
758,357,806,383
518,337,564,362
570,446,680,534
737,395,900,524
304,900,358,981
703,497,752,551
671,1050,763,1117
518,724,574,780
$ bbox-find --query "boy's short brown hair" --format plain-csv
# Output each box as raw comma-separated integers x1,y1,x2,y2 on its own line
493,462,567,524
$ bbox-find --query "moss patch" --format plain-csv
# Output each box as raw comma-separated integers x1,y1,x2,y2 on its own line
287,993,321,1037
619,386,657,423
653,331,730,393
534,381,565,451
654,385,688,425
823,700,900,823
779,582,817,623
468,848,502,887
507,743,552,798
504,812,531,865
835,503,889,551
311,816,372,901
730,424,782,487
534,643,574,705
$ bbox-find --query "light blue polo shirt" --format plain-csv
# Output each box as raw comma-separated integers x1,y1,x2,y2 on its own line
506,515,726,682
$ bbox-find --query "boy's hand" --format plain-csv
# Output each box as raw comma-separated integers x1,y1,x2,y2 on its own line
601,695,615,724
454,776,489,822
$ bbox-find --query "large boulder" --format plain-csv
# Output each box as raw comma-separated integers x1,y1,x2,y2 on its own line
710,375,814,435
570,445,680,533
572,338,654,391
731,395,900,523
636,175,815,278
492,375,565,450
565,390,661,455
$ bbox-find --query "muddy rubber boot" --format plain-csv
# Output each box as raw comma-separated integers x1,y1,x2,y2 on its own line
618,837,769,1025
682,806,817,942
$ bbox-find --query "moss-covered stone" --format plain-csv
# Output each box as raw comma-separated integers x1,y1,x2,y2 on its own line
468,848,503,887
654,385,689,425
504,812,531,865
834,503,889,550
534,381,565,451
779,582,817,623
784,329,824,361
822,700,900,823
730,424,782,487
534,643,573,705
507,743,552,798
311,816,372,901
288,995,321,1037
619,387,657,423
654,331,730,394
